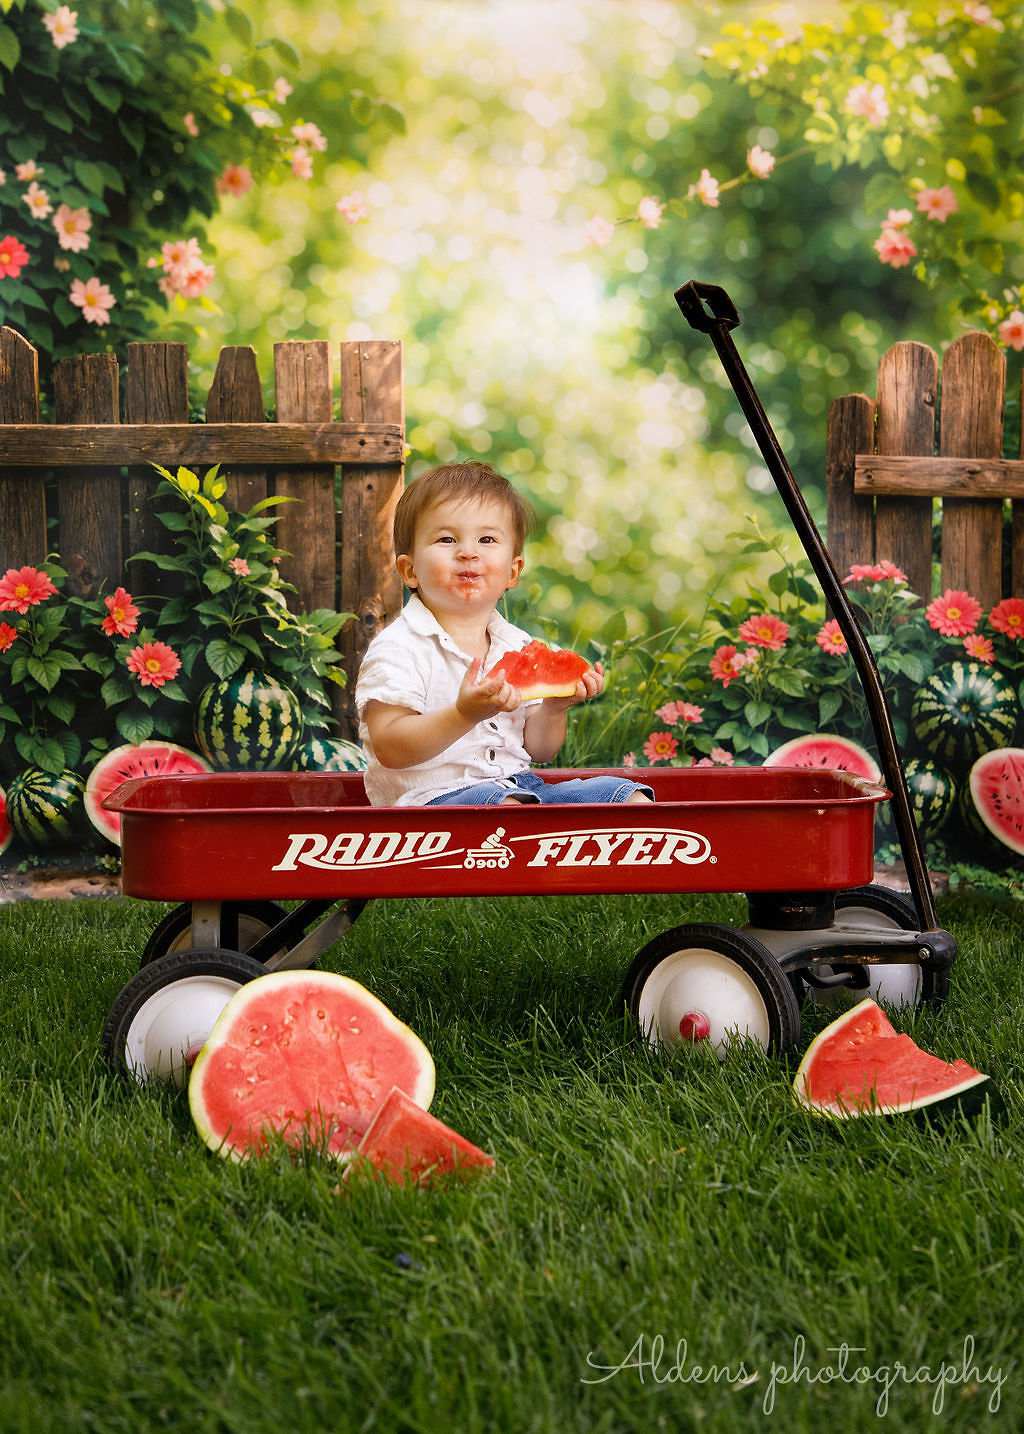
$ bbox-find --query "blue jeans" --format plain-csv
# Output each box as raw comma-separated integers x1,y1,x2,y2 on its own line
424,769,654,807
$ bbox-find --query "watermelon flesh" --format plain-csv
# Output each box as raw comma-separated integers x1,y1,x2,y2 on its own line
85,741,211,847
189,971,435,1161
794,998,990,1119
969,747,1024,858
486,639,589,701
0,784,11,858
348,1085,495,1186
763,733,881,783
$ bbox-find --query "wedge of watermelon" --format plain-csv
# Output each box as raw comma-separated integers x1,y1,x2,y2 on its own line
793,998,991,1120
486,639,589,700
86,741,211,846
347,1085,495,1185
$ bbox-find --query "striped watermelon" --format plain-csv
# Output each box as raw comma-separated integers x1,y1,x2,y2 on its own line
903,757,956,837
195,669,303,770
7,767,86,850
292,736,368,773
0,783,11,858
910,662,1017,763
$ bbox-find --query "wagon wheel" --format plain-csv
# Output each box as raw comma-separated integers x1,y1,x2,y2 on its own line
622,923,801,1060
140,901,290,967
806,884,946,1011
103,948,266,1084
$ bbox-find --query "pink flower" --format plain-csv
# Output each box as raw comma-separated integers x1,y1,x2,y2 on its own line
656,700,703,725
845,82,889,126
42,5,78,48
989,597,1024,640
926,588,981,637
290,147,313,180
336,191,368,223
183,112,199,137
0,621,17,652
998,310,1024,351
0,566,58,613
228,557,250,576
874,227,918,268
710,747,734,766
69,276,116,325
101,586,140,638
885,208,913,228
126,640,181,688
15,161,43,182
693,757,714,767
710,644,741,687
636,196,664,228
734,647,761,669
916,186,957,223
272,77,293,105
875,560,909,583
690,168,720,207
161,238,201,273
0,171,5,186
291,122,326,152
23,181,52,219
583,216,615,247
178,262,215,299
964,2,1002,27
816,619,848,656
643,730,678,764
0,235,30,279
738,613,789,650
216,164,254,198
963,634,994,663
747,146,775,179
52,203,91,252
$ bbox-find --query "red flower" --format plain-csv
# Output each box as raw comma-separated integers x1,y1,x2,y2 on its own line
738,613,789,650
925,588,981,638
815,619,848,656
710,644,741,687
101,585,140,638
0,621,18,652
642,730,678,764
989,597,1024,641
963,634,994,664
0,565,57,613
126,640,181,688
0,235,30,279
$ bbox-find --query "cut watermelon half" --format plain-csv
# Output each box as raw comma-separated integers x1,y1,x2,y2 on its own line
968,747,1024,858
793,998,991,1120
763,733,881,783
486,639,589,701
0,783,11,859
347,1085,495,1186
85,741,211,847
189,971,435,1162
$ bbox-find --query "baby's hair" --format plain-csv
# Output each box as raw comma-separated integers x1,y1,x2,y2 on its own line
393,461,536,566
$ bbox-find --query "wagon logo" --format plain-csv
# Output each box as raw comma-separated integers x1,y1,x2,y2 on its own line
463,827,513,870
518,826,714,868
272,829,453,871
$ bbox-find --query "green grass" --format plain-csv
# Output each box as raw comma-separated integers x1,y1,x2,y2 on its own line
1,890,1022,1433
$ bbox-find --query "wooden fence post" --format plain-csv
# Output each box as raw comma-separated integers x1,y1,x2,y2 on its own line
938,332,1005,608
0,329,45,572
825,392,875,581
1015,364,1024,596
206,347,268,514
125,342,190,600
338,340,404,741
52,353,121,599
873,341,937,600
272,342,336,615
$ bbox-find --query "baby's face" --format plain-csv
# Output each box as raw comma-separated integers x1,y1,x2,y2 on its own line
397,496,524,614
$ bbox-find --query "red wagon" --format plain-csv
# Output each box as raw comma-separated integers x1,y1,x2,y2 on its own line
101,282,956,1082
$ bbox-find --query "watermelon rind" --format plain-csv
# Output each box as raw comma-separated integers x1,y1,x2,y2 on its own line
6,767,87,850
911,661,1017,764
0,783,11,859
487,640,588,701
763,733,881,783
793,998,990,1120
903,757,955,837
195,669,303,771
188,970,436,1162
968,748,1024,858
84,740,212,847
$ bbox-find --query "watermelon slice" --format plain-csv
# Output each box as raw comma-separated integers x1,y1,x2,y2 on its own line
188,971,435,1162
763,733,881,783
0,783,11,859
347,1085,495,1186
486,639,590,700
968,747,1024,858
85,741,211,846
794,998,991,1120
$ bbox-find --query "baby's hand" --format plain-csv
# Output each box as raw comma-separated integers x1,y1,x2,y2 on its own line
543,661,605,712
456,657,523,723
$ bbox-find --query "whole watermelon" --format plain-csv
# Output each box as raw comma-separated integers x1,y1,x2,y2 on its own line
7,767,87,850
910,662,1016,764
903,757,956,837
291,736,368,773
195,670,303,770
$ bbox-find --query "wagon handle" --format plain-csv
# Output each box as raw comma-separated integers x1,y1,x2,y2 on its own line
675,279,938,933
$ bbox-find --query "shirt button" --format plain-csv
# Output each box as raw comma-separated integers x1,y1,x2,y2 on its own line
487,748,496,761
487,721,499,730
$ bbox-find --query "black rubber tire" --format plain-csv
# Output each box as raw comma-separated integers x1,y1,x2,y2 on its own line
833,883,947,1006
622,922,802,1057
140,901,290,967
103,947,266,1082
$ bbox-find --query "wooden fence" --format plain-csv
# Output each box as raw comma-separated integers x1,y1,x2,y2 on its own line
826,329,1024,607
0,331,404,738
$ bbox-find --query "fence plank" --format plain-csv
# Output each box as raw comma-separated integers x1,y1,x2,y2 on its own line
53,354,121,599
855,454,1024,496
938,332,1005,608
273,342,335,614
874,340,937,600
1014,365,1024,596
338,340,404,739
125,343,190,600
0,328,45,570
0,421,401,466
206,347,268,513
826,393,875,580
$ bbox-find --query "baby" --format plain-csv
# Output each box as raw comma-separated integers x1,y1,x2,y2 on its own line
355,461,655,808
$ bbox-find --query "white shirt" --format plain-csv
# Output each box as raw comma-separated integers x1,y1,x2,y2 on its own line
355,592,544,807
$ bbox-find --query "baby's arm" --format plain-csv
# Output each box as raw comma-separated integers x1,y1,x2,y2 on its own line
363,699,477,770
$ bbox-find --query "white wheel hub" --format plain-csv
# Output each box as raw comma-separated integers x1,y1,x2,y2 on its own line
810,904,922,1010
637,947,771,1059
123,975,242,1085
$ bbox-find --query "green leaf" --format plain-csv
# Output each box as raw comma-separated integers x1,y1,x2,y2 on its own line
899,652,925,684
744,699,771,728
766,669,806,698
53,297,79,328
0,24,20,72
245,495,298,516
33,734,67,775
225,5,253,43
203,567,233,594
0,701,20,723
156,679,189,703
271,36,300,65
73,159,108,196
155,510,191,531
116,709,154,744
45,107,73,134
966,170,1000,211
819,691,843,724
176,466,200,494
86,76,122,112
81,652,113,676
57,729,81,768
46,693,75,723
201,462,223,496
126,551,193,573
27,655,62,691
205,638,246,679
100,675,132,706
